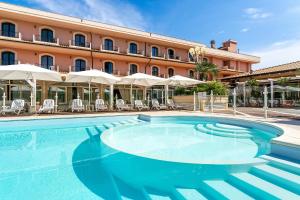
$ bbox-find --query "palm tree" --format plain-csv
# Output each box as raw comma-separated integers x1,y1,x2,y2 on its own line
195,61,218,81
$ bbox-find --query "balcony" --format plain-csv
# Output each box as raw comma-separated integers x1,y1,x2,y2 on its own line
151,53,165,59
100,45,120,53
34,64,60,71
0,30,21,40
221,65,236,71
126,49,144,56
69,65,91,72
0,60,20,65
33,35,59,46
167,54,181,61
69,40,91,49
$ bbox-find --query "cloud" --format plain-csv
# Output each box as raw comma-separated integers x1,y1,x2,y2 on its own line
28,0,147,30
250,39,300,69
244,7,272,19
241,28,249,32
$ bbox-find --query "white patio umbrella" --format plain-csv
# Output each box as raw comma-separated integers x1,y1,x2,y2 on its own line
165,75,204,86
65,69,120,109
118,73,166,104
0,64,62,111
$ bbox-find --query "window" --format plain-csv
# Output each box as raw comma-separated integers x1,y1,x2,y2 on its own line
168,49,175,59
129,43,137,54
152,66,159,76
41,55,54,69
75,59,86,71
74,34,86,47
151,46,159,57
104,61,114,74
104,39,113,51
188,52,195,62
129,64,138,75
203,57,208,63
41,28,54,43
168,68,174,77
189,70,194,78
1,22,16,37
1,51,15,65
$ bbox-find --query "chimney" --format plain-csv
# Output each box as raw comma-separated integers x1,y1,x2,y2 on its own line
210,40,216,48
221,39,238,53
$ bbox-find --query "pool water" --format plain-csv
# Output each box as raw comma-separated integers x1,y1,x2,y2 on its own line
0,115,299,200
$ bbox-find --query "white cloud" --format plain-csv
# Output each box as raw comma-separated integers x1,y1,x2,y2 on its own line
241,28,249,32
29,0,147,30
250,39,300,70
244,7,272,19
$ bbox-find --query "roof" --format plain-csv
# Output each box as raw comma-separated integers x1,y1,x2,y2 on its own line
222,61,300,80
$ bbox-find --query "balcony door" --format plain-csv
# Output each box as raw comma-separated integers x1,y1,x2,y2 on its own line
104,62,114,74
75,59,86,71
104,39,113,51
75,34,86,47
41,55,54,69
1,51,15,65
1,22,16,37
41,28,54,43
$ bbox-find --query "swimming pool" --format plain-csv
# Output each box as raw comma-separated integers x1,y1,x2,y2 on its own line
0,115,299,199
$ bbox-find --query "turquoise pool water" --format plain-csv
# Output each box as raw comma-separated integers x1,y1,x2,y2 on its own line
0,115,299,200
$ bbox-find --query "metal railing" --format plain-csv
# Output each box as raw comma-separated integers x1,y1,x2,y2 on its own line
101,45,119,52
70,40,91,48
0,30,20,38
127,49,144,56
69,65,91,72
34,35,57,43
0,60,20,65
151,53,165,58
167,54,181,61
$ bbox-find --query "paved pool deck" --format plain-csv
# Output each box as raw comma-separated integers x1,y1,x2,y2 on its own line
0,110,299,149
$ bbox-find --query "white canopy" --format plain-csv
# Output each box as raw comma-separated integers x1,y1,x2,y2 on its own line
0,64,62,82
118,73,166,86
65,69,120,84
165,75,204,86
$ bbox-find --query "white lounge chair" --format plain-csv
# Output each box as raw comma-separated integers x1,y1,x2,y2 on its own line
134,100,149,111
71,99,85,112
151,99,167,110
95,99,108,111
38,99,55,113
1,99,25,115
116,99,131,111
167,99,184,110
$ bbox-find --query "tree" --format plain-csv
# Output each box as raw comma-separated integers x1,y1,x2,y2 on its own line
277,77,290,100
195,62,218,81
246,79,260,98
194,81,228,95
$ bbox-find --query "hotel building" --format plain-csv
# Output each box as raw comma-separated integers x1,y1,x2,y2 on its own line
0,3,260,108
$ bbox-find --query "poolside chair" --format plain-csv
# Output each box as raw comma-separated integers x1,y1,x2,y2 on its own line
167,99,184,110
1,99,25,115
71,99,85,112
95,99,108,111
134,100,149,111
116,99,131,111
38,99,55,113
151,99,167,110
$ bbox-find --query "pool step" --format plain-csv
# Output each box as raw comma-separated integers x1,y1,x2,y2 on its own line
228,172,300,200
260,155,300,175
175,188,208,200
113,177,148,200
201,180,254,200
205,124,251,134
250,164,300,195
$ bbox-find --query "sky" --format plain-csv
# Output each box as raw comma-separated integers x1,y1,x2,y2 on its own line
4,0,300,70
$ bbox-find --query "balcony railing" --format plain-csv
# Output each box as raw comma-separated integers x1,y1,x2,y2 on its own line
69,40,91,49
167,54,181,61
126,49,144,56
69,65,91,72
151,53,165,59
100,45,120,53
0,60,20,65
0,30,21,39
222,66,236,71
35,64,60,71
33,35,58,45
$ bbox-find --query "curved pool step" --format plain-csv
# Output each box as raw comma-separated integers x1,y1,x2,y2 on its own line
215,123,249,130
174,188,208,200
195,124,253,139
250,164,300,195
227,172,300,199
260,155,300,175
205,124,252,134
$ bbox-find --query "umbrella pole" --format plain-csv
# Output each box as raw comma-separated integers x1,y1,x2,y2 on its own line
165,84,169,105
130,84,133,105
110,84,114,110
88,81,91,111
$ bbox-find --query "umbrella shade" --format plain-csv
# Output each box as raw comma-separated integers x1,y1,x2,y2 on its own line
165,75,204,86
0,64,62,82
118,73,166,86
65,69,120,84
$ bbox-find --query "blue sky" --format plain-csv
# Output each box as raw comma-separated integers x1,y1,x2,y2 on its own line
4,0,300,69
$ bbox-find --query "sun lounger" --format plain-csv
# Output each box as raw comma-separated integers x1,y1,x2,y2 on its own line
116,99,131,111
71,99,85,112
95,99,108,111
38,99,55,113
151,99,167,110
167,99,184,110
1,99,25,115
134,100,149,111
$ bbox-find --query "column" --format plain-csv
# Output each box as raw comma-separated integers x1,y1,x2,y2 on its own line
110,84,114,110
269,79,274,108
